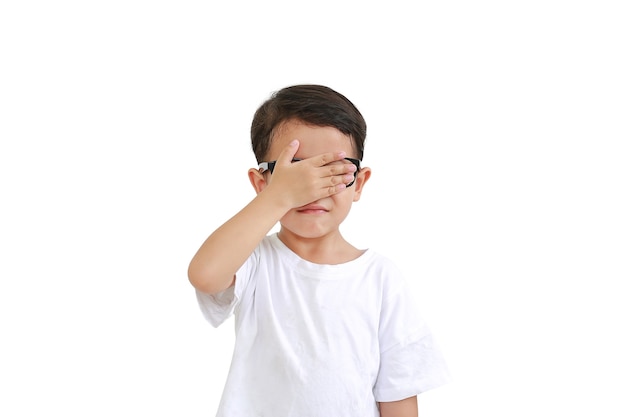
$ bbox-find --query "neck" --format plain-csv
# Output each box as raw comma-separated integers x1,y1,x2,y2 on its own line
277,229,362,265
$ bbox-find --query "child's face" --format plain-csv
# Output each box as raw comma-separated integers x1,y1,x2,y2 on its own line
261,119,370,240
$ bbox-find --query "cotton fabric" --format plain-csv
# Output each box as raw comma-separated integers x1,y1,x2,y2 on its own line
196,233,450,417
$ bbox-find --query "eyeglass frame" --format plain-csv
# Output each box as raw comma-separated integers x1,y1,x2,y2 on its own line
258,157,361,188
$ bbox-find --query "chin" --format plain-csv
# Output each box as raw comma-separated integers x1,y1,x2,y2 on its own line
279,223,333,240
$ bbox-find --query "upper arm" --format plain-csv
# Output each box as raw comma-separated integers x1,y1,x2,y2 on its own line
379,395,418,417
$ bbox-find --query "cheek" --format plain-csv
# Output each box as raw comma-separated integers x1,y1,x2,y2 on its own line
333,191,356,209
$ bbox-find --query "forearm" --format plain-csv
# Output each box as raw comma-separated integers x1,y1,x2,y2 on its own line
188,190,288,294
379,396,418,417
188,141,356,294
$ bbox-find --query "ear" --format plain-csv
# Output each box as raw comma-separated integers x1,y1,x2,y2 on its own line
352,167,371,202
248,168,268,194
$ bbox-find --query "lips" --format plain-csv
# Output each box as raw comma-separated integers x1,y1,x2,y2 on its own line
297,204,328,213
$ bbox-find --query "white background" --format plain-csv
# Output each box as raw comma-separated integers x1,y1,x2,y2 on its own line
1,1,624,416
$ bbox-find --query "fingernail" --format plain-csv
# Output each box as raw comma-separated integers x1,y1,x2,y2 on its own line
290,140,298,147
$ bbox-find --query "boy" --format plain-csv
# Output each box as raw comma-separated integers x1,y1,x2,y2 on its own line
188,84,450,416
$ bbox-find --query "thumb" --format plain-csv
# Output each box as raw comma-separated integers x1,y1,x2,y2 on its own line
275,139,299,167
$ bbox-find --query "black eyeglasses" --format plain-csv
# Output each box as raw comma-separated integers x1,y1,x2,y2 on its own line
259,157,361,187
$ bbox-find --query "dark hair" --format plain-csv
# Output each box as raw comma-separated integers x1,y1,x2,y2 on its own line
250,84,367,163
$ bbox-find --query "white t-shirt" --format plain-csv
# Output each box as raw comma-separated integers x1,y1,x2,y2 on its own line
196,233,450,417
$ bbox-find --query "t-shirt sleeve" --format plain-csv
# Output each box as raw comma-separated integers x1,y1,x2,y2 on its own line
373,277,451,402
195,251,257,328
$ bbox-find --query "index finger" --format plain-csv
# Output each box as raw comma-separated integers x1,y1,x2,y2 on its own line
310,151,349,168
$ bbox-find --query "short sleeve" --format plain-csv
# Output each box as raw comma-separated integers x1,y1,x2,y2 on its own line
195,251,257,328
373,279,451,402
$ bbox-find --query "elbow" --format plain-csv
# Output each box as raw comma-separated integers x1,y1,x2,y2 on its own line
187,261,233,295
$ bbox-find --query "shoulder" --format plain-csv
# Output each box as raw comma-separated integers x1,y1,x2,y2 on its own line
362,250,405,280
250,234,281,260
365,250,401,270
355,250,410,300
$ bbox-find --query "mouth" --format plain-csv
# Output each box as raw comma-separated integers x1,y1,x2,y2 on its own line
296,204,328,214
